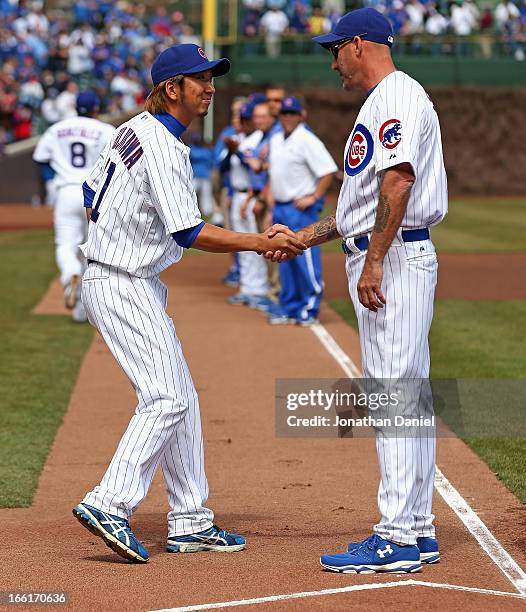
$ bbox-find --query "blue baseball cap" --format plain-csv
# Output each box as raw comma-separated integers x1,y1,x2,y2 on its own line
76,90,100,114
151,44,230,85
239,103,253,120
247,92,267,105
312,8,394,49
280,96,302,114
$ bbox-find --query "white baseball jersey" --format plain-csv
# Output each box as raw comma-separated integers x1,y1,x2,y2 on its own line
79,110,215,535
80,112,203,278
269,123,337,202
229,130,262,192
33,116,115,188
337,71,448,238
338,71,447,547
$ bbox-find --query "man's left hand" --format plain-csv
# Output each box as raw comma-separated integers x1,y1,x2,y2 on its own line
357,259,386,312
294,194,316,209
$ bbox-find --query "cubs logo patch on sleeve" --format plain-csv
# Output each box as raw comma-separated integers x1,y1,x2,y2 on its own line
379,119,402,149
344,124,373,176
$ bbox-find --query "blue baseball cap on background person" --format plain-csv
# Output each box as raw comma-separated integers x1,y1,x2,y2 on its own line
247,92,267,105
312,8,394,49
151,44,230,85
239,103,253,120
76,90,100,114
280,96,303,114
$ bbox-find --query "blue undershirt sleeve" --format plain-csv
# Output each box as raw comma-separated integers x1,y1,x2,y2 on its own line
37,162,56,182
83,181,96,209
172,221,206,248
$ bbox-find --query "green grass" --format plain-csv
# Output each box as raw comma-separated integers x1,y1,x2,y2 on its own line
322,198,526,253
0,230,93,507
329,298,526,503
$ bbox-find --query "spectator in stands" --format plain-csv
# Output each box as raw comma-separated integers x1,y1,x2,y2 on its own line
260,6,289,57
110,69,142,112
309,7,332,36
242,9,261,54
41,87,61,125
451,0,478,54
289,1,310,34
19,73,45,110
55,81,78,120
404,0,426,34
495,0,520,31
67,39,94,78
12,104,32,140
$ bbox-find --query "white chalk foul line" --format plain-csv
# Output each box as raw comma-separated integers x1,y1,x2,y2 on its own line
434,467,526,595
309,322,526,596
149,580,526,612
309,322,361,378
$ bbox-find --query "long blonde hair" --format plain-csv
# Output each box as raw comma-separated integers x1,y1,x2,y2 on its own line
144,75,184,114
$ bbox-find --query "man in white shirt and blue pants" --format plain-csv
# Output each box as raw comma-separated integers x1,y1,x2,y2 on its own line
268,96,337,325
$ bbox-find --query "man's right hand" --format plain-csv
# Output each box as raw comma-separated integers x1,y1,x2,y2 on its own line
259,224,306,260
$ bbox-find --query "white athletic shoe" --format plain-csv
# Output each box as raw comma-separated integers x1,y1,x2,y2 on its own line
64,275,81,309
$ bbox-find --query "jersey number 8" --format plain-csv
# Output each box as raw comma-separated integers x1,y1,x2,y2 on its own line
70,142,87,168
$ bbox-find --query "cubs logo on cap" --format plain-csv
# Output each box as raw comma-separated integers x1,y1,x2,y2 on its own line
379,119,402,149
151,43,230,85
280,96,302,114
345,124,373,176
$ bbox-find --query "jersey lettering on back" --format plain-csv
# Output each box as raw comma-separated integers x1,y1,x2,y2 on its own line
112,127,144,170
80,112,203,278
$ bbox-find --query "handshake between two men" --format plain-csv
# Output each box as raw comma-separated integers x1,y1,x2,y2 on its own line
261,214,340,262
192,212,385,313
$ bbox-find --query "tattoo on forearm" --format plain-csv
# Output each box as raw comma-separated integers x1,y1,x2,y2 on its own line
374,193,391,233
311,214,339,246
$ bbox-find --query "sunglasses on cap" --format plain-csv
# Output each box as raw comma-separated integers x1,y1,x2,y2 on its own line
330,33,368,58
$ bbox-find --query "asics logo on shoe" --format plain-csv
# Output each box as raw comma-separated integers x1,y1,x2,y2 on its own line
377,544,393,558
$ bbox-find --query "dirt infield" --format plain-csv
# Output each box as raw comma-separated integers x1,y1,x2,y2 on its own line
0,204,53,230
322,252,526,301
1,254,525,611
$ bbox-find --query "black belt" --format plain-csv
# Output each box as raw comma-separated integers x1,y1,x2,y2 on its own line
235,188,249,193
342,228,430,255
87,259,97,265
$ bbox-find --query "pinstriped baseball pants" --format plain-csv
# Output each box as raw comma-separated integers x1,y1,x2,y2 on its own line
345,237,438,546
80,263,214,537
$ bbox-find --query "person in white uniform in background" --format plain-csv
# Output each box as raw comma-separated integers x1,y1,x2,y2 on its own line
269,8,447,573
71,44,305,564
222,101,272,310
33,90,115,322
267,96,337,325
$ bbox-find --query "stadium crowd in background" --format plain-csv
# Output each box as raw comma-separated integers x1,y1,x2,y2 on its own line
0,0,200,144
243,0,526,58
1,0,525,147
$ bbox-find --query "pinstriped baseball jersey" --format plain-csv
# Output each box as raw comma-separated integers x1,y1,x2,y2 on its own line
80,112,203,278
336,71,448,239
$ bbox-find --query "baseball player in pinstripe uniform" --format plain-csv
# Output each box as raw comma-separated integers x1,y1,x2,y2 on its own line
72,44,305,563
268,8,447,573
32,91,115,322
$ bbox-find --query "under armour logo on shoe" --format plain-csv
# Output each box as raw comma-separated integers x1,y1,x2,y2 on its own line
377,544,393,558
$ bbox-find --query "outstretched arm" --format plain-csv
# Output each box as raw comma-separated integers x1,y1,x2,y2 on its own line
180,223,306,258
264,213,340,261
